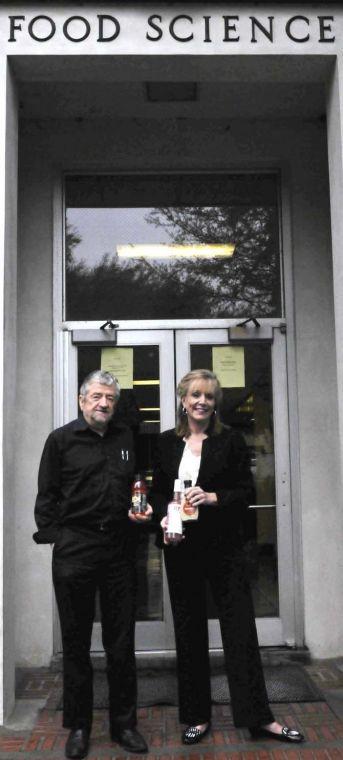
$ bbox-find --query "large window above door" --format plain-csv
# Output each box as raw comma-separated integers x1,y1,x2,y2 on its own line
64,173,283,321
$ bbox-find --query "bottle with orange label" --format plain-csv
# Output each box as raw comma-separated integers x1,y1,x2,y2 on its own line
181,478,199,522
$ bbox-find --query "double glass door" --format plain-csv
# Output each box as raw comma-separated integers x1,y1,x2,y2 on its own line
56,324,295,652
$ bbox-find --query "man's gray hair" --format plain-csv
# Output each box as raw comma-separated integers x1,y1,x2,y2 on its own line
79,370,120,398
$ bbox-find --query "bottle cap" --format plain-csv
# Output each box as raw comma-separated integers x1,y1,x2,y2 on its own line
174,478,182,491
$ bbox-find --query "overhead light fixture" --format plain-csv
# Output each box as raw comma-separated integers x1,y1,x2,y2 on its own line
117,244,235,259
146,82,197,102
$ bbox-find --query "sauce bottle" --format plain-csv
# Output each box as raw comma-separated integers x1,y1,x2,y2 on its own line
166,479,183,544
131,473,148,514
181,479,199,521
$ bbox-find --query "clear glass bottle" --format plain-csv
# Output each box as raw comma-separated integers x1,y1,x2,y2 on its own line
131,473,148,514
166,479,183,544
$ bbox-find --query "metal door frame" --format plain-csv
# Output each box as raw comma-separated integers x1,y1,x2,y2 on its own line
53,161,305,652
55,320,297,652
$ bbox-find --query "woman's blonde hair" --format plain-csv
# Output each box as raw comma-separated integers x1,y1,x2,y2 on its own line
176,369,223,437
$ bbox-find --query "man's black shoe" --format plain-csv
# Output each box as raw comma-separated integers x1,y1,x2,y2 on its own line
112,727,148,753
65,728,90,759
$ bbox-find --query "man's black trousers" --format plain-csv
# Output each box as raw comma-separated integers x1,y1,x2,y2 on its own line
52,523,137,734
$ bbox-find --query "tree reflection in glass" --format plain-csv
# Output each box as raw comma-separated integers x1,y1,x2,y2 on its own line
65,181,282,320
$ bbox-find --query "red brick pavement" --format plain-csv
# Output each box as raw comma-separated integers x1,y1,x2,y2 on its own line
0,664,342,759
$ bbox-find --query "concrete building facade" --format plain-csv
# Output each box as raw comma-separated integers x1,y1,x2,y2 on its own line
0,1,342,724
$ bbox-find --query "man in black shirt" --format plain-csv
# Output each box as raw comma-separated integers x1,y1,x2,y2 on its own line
34,370,151,760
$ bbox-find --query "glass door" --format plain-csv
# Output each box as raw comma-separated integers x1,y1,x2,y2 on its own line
56,329,177,652
56,324,295,652
175,328,295,647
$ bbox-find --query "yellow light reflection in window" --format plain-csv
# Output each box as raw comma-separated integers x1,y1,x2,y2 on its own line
117,244,235,259
133,380,159,385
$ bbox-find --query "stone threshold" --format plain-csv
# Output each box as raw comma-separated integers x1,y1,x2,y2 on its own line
50,645,311,673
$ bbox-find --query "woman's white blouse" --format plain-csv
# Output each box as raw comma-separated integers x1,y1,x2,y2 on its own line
178,442,201,486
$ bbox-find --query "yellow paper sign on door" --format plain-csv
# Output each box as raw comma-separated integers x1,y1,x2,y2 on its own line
212,346,245,388
101,347,133,390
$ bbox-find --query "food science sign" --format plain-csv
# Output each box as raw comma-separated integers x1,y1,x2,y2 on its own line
1,7,342,54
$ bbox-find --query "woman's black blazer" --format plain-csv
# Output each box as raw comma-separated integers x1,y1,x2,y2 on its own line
149,425,255,547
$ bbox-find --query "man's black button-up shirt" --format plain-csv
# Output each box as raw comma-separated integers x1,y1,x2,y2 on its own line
33,416,135,543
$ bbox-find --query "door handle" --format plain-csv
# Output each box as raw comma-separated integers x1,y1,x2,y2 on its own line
248,504,276,509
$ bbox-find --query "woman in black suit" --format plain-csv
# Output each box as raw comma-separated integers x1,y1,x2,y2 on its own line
149,369,304,746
